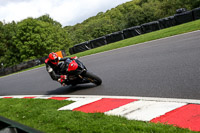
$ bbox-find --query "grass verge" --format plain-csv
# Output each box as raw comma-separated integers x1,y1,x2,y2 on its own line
0,64,45,78
73,19,200,57
1,19,200,78
0,98,197,133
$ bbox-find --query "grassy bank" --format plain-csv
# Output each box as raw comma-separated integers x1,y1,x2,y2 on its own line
1,20,200,78
73,19,200,57
0,98,196,133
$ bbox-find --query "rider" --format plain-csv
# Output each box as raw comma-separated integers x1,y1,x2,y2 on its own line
45,52,77,86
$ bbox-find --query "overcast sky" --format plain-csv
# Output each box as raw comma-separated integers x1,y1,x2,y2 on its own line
0,0,131,26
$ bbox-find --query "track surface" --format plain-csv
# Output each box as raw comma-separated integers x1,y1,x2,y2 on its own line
0,31,200,99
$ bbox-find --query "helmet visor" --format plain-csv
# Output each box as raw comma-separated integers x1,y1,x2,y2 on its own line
50,58,58,63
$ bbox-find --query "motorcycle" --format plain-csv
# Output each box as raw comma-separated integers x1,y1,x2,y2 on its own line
60,58,102,86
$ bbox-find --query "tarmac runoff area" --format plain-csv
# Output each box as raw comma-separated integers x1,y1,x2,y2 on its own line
1,95,200,132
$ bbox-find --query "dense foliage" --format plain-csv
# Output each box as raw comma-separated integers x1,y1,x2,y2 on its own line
0,15,71,67
0,0,199,67
64,0,200,45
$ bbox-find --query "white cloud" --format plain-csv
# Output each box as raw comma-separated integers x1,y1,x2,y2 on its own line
0,0,131,26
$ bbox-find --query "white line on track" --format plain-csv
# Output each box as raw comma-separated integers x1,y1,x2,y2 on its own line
82,30,200,58
1,95,200,104
1,30,200,78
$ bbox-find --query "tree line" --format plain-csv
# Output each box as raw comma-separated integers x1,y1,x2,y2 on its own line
0,15,72,67
0,0,199,68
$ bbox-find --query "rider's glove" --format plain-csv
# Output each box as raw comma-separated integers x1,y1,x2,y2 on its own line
60,75,67,79
58,75,67,86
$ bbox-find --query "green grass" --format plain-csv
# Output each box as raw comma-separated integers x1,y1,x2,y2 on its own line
0,64,45,78
1,19,200,78
73,19,200,57
1,20,200,131
0,98,197,133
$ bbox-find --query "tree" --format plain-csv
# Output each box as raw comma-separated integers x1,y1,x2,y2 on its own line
0,21,19,67
13,17,71,61
2,0,199,67
0,21,5,57
37,14,62,27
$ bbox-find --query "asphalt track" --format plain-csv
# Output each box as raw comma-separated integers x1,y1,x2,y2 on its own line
0,31,200,100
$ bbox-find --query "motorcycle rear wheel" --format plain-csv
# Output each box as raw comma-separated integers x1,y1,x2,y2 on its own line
84,71,102,86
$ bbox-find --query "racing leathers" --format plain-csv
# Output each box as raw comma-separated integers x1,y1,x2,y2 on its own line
45,56,77,86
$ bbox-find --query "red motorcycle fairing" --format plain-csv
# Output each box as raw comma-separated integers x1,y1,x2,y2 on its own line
67,60,78,72
62,58,102,86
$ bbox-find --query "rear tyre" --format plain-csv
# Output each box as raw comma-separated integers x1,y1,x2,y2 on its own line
84,71,102,86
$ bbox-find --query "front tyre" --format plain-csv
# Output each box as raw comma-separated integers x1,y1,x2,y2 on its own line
84,71,102,86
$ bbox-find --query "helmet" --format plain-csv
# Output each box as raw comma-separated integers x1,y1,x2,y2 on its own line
48,52,59,65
